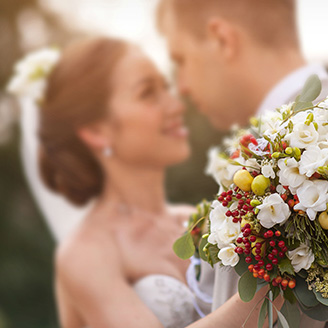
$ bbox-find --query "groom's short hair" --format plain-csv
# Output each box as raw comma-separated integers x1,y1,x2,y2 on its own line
158,0,299,48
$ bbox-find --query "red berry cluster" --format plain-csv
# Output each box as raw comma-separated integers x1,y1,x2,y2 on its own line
218,188,254,223
272,276,296,290
248,265,271,282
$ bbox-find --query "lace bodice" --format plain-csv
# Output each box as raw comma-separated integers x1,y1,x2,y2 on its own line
133,275,199,328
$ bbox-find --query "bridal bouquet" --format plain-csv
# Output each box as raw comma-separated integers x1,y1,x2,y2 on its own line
174,75,328,327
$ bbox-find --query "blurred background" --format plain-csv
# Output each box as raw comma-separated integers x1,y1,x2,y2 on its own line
0,0,328,327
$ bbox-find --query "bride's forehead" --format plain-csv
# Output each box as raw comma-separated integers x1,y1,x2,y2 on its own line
112,51,162,86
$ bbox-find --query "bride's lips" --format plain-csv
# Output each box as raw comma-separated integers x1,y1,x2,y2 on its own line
162,123,189,138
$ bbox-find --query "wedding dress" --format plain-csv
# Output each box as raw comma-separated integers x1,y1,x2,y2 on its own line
133,274,200,328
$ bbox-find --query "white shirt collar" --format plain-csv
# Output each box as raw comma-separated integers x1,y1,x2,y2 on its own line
257,64,328,115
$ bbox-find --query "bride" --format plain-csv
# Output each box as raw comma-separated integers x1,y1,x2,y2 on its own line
38,37,198,327
10,37,281,327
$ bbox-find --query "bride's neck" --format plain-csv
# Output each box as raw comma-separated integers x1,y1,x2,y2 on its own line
99,161,167,214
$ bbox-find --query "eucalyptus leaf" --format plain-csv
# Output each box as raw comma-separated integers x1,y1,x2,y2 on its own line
293,275,319,308
283,288,297,304
299,302,328,321
278,258,295,276
173,233,195,260
234,255,249,276
278,301,300,328
293,101,313,112
314,290,328,306
258,298,268,328
298,74,322,103
277,310,290,328
238,271,257,302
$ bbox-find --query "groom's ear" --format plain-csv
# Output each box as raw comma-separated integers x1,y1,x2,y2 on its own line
206,18,240,61
77,122,112,152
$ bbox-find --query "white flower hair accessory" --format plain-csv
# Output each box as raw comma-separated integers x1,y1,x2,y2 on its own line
7,48,61,102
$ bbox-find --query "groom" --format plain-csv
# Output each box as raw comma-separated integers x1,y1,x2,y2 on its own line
158,0,328,326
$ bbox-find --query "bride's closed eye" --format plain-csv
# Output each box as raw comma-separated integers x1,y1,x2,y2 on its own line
139,85,156,100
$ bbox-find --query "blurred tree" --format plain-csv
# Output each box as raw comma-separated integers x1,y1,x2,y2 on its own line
0,1,82,327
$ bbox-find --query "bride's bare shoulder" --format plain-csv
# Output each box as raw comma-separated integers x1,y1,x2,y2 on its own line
169,204,196,225
55,220,121,285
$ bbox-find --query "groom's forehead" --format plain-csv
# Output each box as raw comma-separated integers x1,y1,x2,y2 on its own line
157,0,298,47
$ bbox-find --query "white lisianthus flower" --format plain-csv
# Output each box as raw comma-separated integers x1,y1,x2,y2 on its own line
277,158,306,194
208,201,241,248
216,219,241,248
285,122,319,149
287,244,315,273
257,194,291,229
294,180,328,221
205,148,240,188
7,48,60,101
276,184,285,194
208,201,228,245
218,244,240,267
299,146,328,177
262,163,275,179
313,107,328,141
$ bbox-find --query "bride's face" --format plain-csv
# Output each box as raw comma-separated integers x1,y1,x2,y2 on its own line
106,47,190,167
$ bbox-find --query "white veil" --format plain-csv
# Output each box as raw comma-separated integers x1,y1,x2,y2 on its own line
19,97,93,242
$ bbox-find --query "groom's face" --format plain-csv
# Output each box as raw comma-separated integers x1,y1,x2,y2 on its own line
164,20,237,130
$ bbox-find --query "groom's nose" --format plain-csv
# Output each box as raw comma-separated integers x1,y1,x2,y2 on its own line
177,71,190,96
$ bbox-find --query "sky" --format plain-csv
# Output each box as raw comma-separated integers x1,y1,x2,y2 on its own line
37,0,328,71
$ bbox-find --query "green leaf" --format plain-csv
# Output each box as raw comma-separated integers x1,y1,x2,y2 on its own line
278,258,295,275
298,74,322,103
199,236,208,262
272,286,281,301
293,275,319,308
283,288,297,304
207,244,220,267
277,310,290,328
299,301,328,321
293,101,313,112
279,301,300,328
238,271,257,302
258,298,268,328
314,290,328,306
234,255,249,276
173,233,195,260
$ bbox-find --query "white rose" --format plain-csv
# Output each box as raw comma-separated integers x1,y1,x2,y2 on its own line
277,158,306,194
257,194,291,229
294,180,328,221
262,163,275,179
218,244,240,267
205,148,240,188
285,122,319,149
287,244,314,273
299,146,328,177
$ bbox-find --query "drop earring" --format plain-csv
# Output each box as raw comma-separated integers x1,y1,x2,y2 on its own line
103,147,113,158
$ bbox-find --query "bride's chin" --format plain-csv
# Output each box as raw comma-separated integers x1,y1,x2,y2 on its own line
166,146,191,166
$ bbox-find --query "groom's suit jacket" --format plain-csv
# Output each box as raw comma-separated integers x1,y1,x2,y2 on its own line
192,64,328,328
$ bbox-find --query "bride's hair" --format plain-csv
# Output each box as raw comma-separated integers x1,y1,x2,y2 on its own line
38,37,127,206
